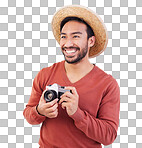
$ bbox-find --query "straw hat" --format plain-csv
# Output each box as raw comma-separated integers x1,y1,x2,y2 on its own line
51,5,108,58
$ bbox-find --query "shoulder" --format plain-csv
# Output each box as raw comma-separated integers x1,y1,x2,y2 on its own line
94,66,120,100
95,65,109,78
95,65,119,87
39,60,64,75
33,61,64,89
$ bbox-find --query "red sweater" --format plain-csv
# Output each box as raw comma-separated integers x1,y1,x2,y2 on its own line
23,61,120,148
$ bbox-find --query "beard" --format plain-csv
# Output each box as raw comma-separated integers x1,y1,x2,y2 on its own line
62,44,88,64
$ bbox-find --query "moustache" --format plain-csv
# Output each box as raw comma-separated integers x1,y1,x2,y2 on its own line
62,46,80,50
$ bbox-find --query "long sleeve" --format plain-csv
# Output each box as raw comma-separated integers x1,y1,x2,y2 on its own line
23,69,46,125
23,61,120,147
71,78,120,145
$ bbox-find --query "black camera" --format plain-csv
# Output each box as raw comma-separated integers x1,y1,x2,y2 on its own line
44,83,71,102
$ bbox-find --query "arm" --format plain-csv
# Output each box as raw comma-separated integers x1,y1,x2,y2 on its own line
23,68,59,125
71,79,120,145
23,70,46,125
61,79,120,145
23,105,46,125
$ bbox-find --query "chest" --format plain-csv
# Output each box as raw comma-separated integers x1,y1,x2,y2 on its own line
66,74,82,83
66,72,89,84
77,83,104,117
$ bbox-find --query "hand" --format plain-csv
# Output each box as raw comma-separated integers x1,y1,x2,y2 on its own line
59,86,79,116
37,89,58,118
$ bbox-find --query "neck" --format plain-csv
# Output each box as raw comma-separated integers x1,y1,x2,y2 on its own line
64,57,94,75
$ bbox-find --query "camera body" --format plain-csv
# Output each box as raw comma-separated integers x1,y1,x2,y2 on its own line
44,83,71,102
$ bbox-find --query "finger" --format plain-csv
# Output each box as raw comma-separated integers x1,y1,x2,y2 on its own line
60,91,73,99
59,96,71,104
65,86,78,96
46,103,58,113
45,98,58,107
61,102,66,109
61,101,70,110
47,109,58,118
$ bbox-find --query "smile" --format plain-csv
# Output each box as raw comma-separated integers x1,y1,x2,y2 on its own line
62,47,79,57
64,48,78,57
65,49,76,54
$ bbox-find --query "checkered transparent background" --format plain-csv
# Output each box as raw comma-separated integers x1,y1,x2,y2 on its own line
0,0,142,148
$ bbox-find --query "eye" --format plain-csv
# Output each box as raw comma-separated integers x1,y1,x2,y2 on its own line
73,35,80,38
61,36,66,39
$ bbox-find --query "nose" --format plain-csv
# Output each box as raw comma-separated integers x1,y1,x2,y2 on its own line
64,38,74,47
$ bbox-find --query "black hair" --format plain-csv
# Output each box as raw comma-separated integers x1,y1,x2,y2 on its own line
60,17,94,39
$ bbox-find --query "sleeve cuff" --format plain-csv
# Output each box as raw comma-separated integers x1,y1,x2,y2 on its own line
32,105,46,122
70,107,85,123
36,104,45,116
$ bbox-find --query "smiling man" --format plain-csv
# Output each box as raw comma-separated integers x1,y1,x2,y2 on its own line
60,18,95,64
23,5,120,148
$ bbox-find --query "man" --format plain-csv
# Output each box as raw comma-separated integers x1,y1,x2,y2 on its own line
23,5,120,148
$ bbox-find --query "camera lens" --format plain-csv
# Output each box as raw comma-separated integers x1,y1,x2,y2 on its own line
44,90,57,102
47,93,53,100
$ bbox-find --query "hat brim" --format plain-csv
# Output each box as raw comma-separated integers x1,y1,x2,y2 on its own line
51,5,108,58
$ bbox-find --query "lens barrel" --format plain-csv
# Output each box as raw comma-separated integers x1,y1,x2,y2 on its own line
44,90,57,102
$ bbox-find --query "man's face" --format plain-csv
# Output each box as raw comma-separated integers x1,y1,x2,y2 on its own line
60,21,89,64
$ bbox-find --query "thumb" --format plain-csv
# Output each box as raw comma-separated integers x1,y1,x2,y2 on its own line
40,89,48,103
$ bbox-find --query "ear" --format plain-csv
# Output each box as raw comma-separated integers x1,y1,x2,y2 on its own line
88,36,95,48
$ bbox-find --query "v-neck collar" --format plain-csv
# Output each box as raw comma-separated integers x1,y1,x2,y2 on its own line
61,61,97,87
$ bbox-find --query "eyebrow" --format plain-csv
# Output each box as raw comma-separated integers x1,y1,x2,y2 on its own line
60,32,82,35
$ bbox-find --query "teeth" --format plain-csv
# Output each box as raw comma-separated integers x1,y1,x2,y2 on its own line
65,50,76,54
